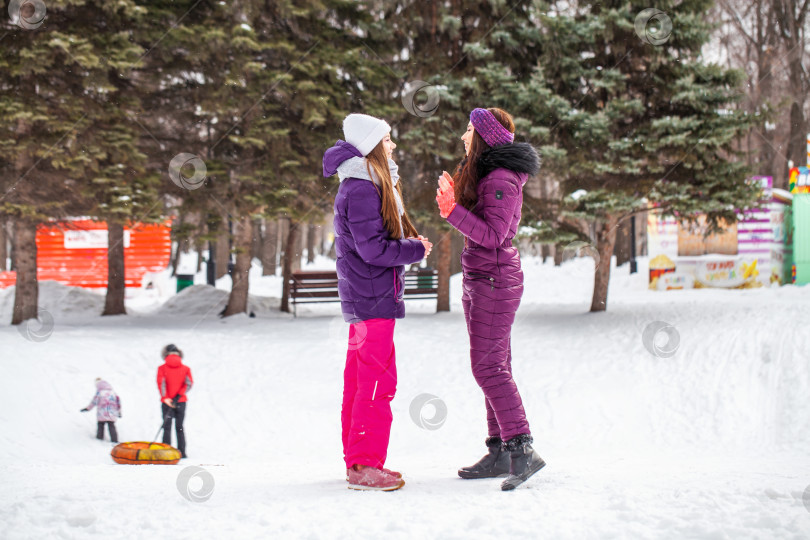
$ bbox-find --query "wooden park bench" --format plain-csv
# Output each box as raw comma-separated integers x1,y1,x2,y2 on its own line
289,268,439,316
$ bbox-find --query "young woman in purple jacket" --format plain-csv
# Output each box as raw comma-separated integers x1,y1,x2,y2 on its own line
436,107,545,491
323,114,432,491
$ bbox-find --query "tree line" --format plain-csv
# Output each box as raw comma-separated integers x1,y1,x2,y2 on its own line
1,0,775,322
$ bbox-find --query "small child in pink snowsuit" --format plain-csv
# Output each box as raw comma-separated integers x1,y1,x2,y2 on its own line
81,378,121,443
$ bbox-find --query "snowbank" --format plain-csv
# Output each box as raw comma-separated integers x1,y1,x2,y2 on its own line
0,280,106,321
1,256,809,539
155,285,282,318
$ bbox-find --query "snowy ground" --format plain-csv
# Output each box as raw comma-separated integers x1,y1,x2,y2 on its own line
1,255,810,539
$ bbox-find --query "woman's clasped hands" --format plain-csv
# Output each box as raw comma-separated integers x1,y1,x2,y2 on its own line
409,235,433,258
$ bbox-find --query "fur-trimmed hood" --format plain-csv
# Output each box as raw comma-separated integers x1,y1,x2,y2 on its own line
477,142,541,179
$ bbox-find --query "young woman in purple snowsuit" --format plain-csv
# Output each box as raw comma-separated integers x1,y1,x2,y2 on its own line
436,107,545,491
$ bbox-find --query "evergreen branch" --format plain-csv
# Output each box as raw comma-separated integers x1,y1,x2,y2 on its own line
361,42,400,79
444,0,528,77
0,113,88,204
209,40,321,154
548,48,633,135
137,0,207,64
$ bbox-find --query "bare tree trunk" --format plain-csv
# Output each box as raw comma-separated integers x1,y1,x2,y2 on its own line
9,220,16,271
196,239,204,273
292,220,302,273
590,215,619,312
306,222,317,264
787,101,806,170
327,236,336,259
170,213,184,277
215,214,230,279
553,243,563,266
103,222,127,316
170,245,179,278
775,0,808,178
11,220,38,325
317,224,325,256
436,230,451,312
0,219,6,271
280,221,300,313
251,217,262,262
223,215,253,317
757,35,777,176
541,243,550,263
717,0,785,179
261,218,278,275
614,220,631,266
279,218,290,273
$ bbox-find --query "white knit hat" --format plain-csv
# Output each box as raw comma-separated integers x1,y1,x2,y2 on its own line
343,114,391,156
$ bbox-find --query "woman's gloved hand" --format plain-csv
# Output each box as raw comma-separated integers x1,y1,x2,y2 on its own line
436,171,456,218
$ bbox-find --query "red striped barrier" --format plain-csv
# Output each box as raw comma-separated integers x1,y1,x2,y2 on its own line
0,219,172,289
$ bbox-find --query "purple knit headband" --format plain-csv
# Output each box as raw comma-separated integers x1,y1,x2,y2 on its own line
469,108,514,147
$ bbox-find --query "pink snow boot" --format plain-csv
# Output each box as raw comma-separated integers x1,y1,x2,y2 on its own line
346,467,402,481
347,466,405,491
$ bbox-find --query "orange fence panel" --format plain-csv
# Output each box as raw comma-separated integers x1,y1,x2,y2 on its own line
0,219,172,289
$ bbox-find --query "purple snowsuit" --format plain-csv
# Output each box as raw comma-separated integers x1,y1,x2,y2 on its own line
323,140,426,323
445,142,540,442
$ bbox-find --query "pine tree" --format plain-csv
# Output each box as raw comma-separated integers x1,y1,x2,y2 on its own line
79,2,163,316
0,0,153,323
132,0,383,315
516,0,759,311
370,0,544,311
249,0,398,313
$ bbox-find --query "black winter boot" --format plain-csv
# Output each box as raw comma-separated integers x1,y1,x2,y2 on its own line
501,434,546,491
458,437,511,479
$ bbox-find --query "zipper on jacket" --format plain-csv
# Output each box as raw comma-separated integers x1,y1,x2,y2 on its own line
466,271,495,291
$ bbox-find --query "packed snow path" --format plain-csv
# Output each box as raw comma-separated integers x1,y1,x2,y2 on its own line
2,257,809,539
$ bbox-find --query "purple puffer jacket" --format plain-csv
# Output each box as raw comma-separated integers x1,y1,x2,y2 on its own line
446,143,541,286
323,140,426,323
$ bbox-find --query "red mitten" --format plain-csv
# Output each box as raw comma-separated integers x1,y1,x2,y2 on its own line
438,171,454,191
436,187,456,219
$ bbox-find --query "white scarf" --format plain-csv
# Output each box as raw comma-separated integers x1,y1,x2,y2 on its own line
337,156,405,238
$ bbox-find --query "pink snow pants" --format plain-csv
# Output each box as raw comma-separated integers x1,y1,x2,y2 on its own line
341,318,397,469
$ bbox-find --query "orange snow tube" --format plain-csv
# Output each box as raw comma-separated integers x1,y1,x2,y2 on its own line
111,442,181,465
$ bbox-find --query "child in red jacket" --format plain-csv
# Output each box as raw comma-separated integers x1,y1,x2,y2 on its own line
157,344,193,458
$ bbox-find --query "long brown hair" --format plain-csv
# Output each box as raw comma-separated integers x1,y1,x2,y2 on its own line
365,140,419,239
453,108,515,210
